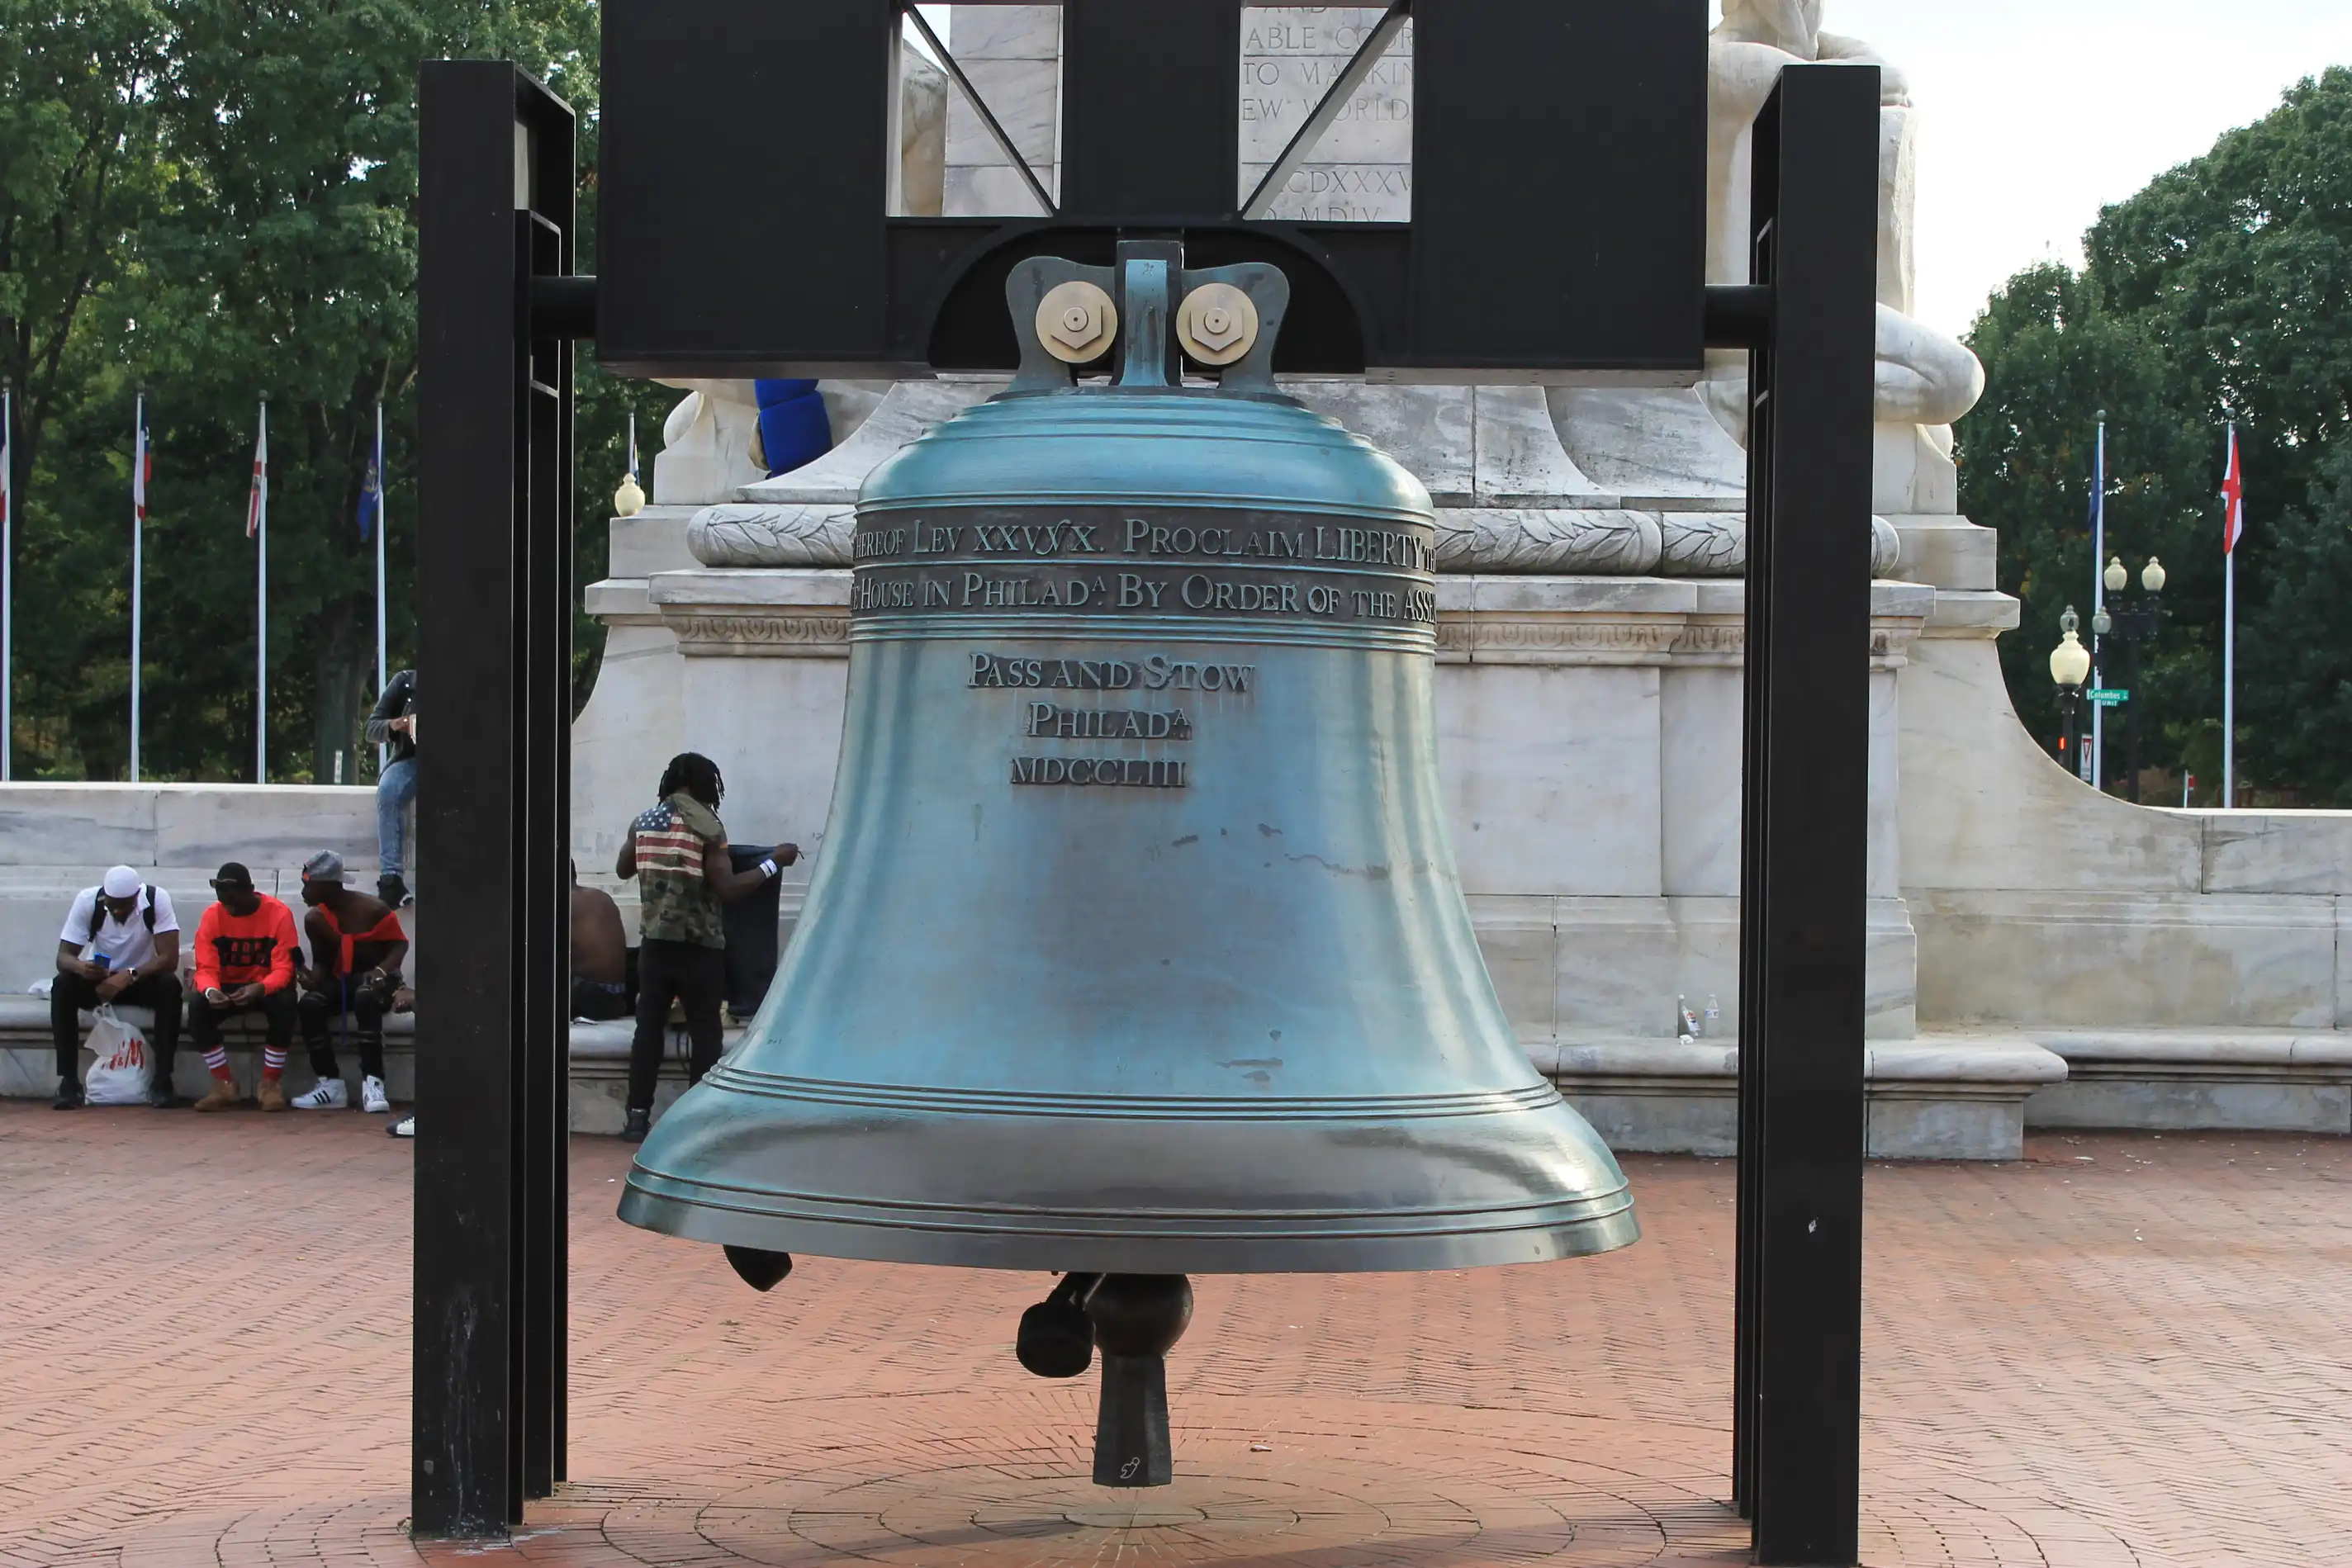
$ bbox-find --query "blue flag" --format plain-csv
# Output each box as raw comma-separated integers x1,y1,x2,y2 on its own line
357,418,383,541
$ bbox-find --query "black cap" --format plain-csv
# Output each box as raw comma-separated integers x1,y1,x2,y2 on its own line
210,862,255,893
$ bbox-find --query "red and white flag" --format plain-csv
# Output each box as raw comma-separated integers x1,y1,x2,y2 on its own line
245,402,268,538
132,397,151,522
2221,423,2245,555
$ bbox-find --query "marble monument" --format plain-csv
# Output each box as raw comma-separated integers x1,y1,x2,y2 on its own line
564,4,2352,1158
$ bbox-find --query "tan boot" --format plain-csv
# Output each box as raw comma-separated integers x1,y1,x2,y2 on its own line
256,1077,289,1113
192,1078,241,1112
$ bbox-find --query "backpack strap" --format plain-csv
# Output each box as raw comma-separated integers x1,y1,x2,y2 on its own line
83,883,159,943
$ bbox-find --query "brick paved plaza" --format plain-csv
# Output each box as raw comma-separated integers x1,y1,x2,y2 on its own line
2,1106,2346,1567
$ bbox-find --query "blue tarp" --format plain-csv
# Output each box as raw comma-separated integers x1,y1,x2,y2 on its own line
753,378,831,476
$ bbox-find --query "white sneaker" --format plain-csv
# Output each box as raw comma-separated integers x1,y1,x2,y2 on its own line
291,1079,348,1110
360,1075,390,1114
389,1114,415,1139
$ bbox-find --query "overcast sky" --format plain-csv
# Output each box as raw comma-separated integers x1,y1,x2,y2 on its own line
1810,0,2352,336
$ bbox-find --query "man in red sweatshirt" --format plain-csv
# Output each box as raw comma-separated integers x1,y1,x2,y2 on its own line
186,862,301,1111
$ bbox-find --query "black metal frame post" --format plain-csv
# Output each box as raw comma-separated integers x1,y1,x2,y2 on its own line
1728,64,1879,1568
415,60,576,1539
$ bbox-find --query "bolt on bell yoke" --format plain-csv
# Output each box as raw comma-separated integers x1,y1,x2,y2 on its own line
618,242,1640,1486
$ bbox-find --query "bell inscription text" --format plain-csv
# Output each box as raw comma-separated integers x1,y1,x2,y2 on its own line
849,505,1438,631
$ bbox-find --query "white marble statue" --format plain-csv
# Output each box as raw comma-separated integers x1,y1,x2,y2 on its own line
1701,0,1984,505
649,380,897,509
650,380,768,506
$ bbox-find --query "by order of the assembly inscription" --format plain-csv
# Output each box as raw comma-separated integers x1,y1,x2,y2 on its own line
849,506,1439,630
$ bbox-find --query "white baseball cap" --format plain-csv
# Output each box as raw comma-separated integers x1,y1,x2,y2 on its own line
101,865,142,899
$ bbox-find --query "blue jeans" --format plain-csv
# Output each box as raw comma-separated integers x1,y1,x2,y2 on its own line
377,756,417,879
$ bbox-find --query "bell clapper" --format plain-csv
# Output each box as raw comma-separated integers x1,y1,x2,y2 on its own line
1016,1272,1101,1379
723,1244,794,1292
1085,1273,1193,1488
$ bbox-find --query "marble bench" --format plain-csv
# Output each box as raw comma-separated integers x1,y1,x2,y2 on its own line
15,992,2342,1154
1530,1026,2352,1158
0,997,744,1132
2018,1027,2352,1136
1534,1034,2070,1162
0,993,420,1102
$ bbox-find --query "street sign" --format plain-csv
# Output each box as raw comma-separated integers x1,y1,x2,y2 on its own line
2089,688,2130,705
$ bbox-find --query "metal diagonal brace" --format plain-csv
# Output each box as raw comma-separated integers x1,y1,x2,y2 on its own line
900,2,1058,217
1240,0,1411,220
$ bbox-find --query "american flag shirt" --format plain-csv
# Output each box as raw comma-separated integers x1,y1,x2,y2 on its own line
631,792,728,948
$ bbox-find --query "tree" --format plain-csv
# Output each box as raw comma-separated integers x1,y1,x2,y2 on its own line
1958,266,2217,789
2,0,624,781
2241,443,2352,802
0,1,170,485
1961,66,2352,803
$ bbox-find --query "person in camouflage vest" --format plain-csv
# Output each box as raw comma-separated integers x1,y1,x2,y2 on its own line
614,752,799,1142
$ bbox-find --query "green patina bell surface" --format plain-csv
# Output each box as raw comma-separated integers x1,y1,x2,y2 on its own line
619,256,1638,1273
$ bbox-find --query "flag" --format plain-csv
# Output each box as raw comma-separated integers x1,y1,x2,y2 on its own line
132,400,151,522
2220,424,2245,555
245,404,268,539
357,416,383,541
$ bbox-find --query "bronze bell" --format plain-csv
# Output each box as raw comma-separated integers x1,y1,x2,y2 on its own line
620,244,1638,1484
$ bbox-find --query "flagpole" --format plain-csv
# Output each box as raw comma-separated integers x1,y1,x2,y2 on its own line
374,400,387,775
256,396,268,784
2222,421,2237,810
2,381,12,783
2089,415,2106,791
130,392,143,784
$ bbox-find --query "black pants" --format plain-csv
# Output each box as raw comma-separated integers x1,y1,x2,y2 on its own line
52,971,183,1080
299,973,395,1082
628,938,726,1111
187,987,297,1052
571,974,633,1021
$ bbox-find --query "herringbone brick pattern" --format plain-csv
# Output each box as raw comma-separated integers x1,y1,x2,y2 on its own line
0,1105,2345,1566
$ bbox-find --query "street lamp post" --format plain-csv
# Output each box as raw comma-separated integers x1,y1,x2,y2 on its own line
2050,604,2092,779
2092,556,2165,803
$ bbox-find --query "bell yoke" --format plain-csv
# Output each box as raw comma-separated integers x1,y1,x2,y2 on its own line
618,244,1639,1486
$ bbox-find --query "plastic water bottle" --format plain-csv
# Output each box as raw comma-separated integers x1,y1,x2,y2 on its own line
1704,995,1721,1037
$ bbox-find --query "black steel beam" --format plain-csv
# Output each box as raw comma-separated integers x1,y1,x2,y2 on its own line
1731,63,1879,1568
415,59,575,1539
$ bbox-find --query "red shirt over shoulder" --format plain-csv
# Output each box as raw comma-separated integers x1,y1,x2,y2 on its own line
193,897,299,994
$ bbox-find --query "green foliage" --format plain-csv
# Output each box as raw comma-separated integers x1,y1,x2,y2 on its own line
0,0,654,782
2241,443,2352,801
1961,66,2352,803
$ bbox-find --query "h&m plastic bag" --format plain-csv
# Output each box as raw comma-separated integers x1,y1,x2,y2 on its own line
83,1005,152,1106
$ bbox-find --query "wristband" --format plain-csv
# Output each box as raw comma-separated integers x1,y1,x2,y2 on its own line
758,858,779,879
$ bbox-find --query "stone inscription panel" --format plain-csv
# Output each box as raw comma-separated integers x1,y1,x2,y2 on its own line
1238,6,1412,221
850,506,1438,631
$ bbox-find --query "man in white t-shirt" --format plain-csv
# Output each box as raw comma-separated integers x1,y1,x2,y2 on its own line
51,865,183,1110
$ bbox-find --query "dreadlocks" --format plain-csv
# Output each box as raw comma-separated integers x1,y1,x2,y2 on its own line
657,751,725,808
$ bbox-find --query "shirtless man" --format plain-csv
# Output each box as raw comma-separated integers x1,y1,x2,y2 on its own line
291,850,409,1113
571,861,631,1021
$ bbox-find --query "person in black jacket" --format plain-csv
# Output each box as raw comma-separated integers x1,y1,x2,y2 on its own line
365,670,417,905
